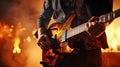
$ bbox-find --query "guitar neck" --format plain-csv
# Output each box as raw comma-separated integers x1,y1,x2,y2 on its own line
66,9,120,39
67,23,86,39
99,9,120,23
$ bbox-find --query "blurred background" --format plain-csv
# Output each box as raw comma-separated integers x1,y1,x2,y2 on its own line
0,0,120,67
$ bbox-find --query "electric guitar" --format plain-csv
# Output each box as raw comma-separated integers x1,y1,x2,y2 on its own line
35,9,120,67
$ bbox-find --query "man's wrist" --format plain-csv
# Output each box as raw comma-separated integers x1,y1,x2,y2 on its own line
38,27,47,37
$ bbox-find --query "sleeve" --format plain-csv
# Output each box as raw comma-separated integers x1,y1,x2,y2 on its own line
37,0,54,28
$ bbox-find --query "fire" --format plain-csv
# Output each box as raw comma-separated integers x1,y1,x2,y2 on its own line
0,23,13,38
102,17,120,52
12,22,26,54
0,23,21,54
26,36,31,42
13,37,21,53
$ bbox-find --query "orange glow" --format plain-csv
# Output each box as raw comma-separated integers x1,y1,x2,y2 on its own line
102,17,120,52
13,37,21,53
12,22,26,54
0,23,13,38
26,36,31,42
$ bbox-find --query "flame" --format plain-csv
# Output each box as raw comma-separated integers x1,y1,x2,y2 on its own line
12,22,26,54
0,23,21,54
26,36,31,42
0,23,13,38
13,37,21,53
102,17,120,52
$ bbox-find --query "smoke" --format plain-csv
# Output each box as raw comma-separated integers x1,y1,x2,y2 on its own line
0,0,44,67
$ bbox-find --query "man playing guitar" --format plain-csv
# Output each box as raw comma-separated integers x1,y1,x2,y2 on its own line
35,0,116,67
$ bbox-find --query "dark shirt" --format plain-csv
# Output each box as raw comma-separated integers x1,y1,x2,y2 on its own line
38,0,113,28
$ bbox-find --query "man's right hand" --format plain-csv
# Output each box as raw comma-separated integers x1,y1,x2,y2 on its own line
37,28,52,51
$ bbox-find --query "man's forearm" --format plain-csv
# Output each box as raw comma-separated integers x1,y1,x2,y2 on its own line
38,27,47,38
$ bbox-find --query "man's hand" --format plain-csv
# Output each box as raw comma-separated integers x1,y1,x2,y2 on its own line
85,16,105,38
37,28,52,51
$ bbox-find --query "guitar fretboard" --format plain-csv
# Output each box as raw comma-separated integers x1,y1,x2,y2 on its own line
67,9,120,39
67,23,86,39
99,9,120,23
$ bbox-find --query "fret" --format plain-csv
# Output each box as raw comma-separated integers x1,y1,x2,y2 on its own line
102,16,105,22
111,9,120,20
110,12,113,21
113,12,115,18
106,13,110,22
99,16,105,23
108,14,110,21
104,14,108,22
114,9,120,18
106,14,109,22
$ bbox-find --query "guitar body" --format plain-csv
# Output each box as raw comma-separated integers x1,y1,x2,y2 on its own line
40,14,76,67
41,19,76,66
